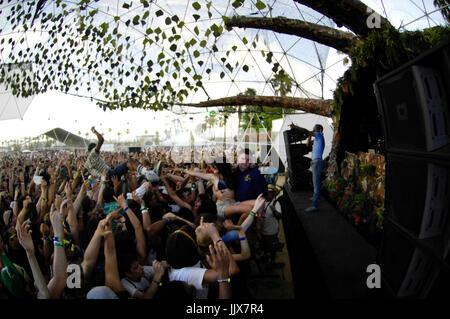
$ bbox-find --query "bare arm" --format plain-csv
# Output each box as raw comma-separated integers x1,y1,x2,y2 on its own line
115,194,147,265
16,220,51,299
133,261,167,299
197,179,205,195
102,219,127,294
306,130,314,148
161,177,193,211
186,170,215,182
81,222,103,282
92,126,104,153
231,230,251,262
47,203,68,299
166,173,185,184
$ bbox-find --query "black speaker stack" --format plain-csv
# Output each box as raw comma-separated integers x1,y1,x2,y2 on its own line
374,40,450,298
128,146,142,154
283,126,313,191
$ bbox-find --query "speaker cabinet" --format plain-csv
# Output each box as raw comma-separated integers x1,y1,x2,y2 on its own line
375,41,450,156
129,147,142,153
385,154,450,244
379,222,446,298
375,40,450,299
283,129,313,191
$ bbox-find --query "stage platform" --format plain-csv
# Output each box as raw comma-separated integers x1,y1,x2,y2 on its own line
281,183,378,299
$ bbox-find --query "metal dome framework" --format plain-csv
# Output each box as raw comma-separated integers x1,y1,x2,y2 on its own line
0,0,447,117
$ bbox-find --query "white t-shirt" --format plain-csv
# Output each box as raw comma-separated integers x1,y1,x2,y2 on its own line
120,266,155,297
168,261,208,299
261,200,282,236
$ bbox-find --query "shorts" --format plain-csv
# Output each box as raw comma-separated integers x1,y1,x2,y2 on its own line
216,200,238,220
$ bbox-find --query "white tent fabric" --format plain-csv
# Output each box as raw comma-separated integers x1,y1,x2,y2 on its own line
0,64,34,121
272,114,334,168
0,88,34,120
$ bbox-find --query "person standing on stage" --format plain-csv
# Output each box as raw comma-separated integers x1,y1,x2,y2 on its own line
304,124,324,213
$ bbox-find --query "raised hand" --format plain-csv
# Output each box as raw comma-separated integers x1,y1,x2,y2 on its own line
98,218,113,239
54,194,62,212
152,260,168,281
80,180,90,193
40,221,51,238
50,203,64,237
113,194,127,209
111,175,119,186
252,193,266,213
16,219,35,254
196,216,219,238
131,191,144,206
206,241,230,280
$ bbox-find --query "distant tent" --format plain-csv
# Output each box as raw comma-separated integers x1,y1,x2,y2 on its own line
41,128,90,148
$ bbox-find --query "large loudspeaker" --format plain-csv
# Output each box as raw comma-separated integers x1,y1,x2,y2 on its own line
378,222,447,298
385,154,450,240
375,41,450,155
374,40,450,298
129,147,142,153
283,129,313,191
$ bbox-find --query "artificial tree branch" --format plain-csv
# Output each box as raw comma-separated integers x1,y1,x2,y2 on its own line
176,95,333,117
225,16,357,54
293,0,390,38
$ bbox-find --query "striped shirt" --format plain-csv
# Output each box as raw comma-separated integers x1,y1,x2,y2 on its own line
84,149,110,177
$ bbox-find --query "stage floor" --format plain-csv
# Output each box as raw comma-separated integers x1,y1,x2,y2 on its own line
281,182,378,299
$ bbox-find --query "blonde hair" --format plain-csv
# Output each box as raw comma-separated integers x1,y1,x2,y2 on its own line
195,229,213,248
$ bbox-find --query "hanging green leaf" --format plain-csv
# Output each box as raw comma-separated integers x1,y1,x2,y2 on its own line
255,0,266,10
232,0,243,8
192,2,201,10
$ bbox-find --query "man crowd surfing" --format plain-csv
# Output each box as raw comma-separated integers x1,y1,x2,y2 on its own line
0,126,285,299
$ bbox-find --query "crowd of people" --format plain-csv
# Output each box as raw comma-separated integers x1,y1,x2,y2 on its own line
0,126,285,299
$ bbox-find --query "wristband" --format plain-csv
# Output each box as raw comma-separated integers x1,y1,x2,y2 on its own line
250,211,258,218
53,236,60,242
217,278,230,283
239,237,246,241
152,280,162,286
141,209,149,214
124,206,129,212
140,206,148,211
215,239,223,245
54,241,64,248
42,237,50,242
163,217,170,224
